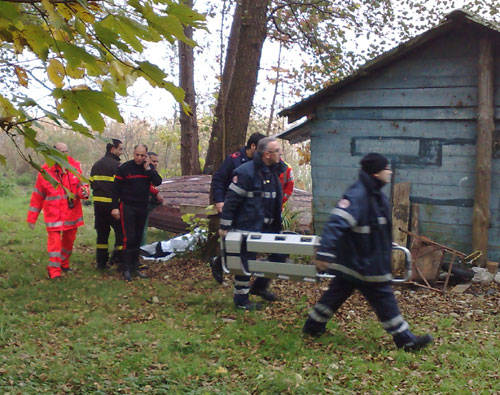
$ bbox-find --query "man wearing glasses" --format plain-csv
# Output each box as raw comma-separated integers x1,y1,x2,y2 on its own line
219,137,285,310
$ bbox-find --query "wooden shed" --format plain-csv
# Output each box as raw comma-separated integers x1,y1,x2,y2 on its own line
278,10,500,263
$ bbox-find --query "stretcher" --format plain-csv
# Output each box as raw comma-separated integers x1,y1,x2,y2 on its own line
221,231,412,283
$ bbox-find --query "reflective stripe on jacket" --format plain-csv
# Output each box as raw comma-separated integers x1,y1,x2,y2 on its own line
317,170,393,284
220,153,282,233
90,153,120,204
27,161,85,231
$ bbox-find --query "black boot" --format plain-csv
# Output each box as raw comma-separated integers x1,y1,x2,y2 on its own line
250,286,279,302
131,249,148,279
394,330,433,352
123,270,132,282
122,250,134,281
303,317,326,337
210,256,223,284
398,334,433,352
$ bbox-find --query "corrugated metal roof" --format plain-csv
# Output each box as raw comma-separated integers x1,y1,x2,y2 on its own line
278,9,500,125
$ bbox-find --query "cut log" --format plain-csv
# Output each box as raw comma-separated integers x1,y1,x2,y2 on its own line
148,175,312,234
392,182,410,271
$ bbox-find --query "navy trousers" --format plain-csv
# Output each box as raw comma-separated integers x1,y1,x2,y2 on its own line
306,276,409,336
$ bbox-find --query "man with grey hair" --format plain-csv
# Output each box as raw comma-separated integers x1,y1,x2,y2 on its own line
111,144,162,281
219,137,285,310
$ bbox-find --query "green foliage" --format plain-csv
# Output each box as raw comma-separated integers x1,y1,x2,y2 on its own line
0,0,205,169
281,203,301,232
0,173,14,196
181,212,209,233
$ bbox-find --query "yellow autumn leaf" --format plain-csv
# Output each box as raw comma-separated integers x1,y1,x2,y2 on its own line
72,3,95,23
12,32,25,54
15,66,28,87
56,4,74,20
53,29,70,42
47,59,65,88
66,65,85,79
215,367,228,374
41,0,62,25
0,95,18,120
71,84,90,91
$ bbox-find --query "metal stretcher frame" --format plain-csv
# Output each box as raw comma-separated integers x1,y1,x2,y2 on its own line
221,231,412,283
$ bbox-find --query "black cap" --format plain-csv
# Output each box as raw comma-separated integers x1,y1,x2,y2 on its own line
360,153,389,175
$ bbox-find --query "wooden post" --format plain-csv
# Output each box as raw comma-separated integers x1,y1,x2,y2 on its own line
472,36,495,267
392,182,410,271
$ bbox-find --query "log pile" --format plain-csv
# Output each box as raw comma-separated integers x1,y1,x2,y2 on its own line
148,175,312,234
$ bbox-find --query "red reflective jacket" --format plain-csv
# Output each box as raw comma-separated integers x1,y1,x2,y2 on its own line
27,160,86,231
279,162,294,206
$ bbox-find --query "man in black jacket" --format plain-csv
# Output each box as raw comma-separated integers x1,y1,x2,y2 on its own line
303,153,433,351
111,144,162,281
90,138,123,270
219,137,284,310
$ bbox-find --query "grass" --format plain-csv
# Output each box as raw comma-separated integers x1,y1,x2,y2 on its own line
1,185,499,393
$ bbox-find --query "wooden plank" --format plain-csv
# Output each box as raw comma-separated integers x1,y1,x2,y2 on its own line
472,37,495,267
325,87,478,108
319,107,479,121
392,182,411,271
310,119,477,140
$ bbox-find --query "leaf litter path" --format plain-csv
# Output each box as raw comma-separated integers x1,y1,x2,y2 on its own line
146,256,499,339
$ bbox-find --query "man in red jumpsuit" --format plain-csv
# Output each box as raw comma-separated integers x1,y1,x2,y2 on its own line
27,142,88,279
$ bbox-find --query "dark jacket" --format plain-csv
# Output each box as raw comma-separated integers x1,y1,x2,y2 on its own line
211,147,251,204
220,153,282,233
90,153,120,204
317,170,393,284
112,160,162,209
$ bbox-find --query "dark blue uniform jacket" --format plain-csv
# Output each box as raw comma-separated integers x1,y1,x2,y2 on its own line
317,170,393,284
211,147,251,204
220,153,282,233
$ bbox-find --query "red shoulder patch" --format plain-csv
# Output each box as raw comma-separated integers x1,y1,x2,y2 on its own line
231,151,241,159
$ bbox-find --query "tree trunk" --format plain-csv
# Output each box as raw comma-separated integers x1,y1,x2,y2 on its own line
204,0,269,174
179,0,201,175
223,0,269,155
203,2,243,175
472,36,494,266
266,41,282,136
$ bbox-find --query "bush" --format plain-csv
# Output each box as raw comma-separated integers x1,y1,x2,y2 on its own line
15,172,36,187
0,173,14,197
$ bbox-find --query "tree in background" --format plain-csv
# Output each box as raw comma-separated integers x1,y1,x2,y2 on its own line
203,0,499,174
0,0,204,171
178,0,202,175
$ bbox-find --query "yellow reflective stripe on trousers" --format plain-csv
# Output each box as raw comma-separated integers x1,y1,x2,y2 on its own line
93,196,112,203
96,244,108,249
90,175,115,182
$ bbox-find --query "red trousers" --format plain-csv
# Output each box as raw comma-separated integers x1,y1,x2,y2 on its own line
47,228,78,278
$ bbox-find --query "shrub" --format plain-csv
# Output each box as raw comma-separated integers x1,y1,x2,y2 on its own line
0,173,14,197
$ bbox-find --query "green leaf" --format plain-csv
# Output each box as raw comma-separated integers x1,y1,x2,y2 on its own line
162,81,185,103
74,90,123,123
78,97,105,131
68,121,92,137
57,41,99,73
113,16,144,51
0,154,6,166
136,61,167,86
61,97,79,121
0,3,19,20
94,21,119,46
